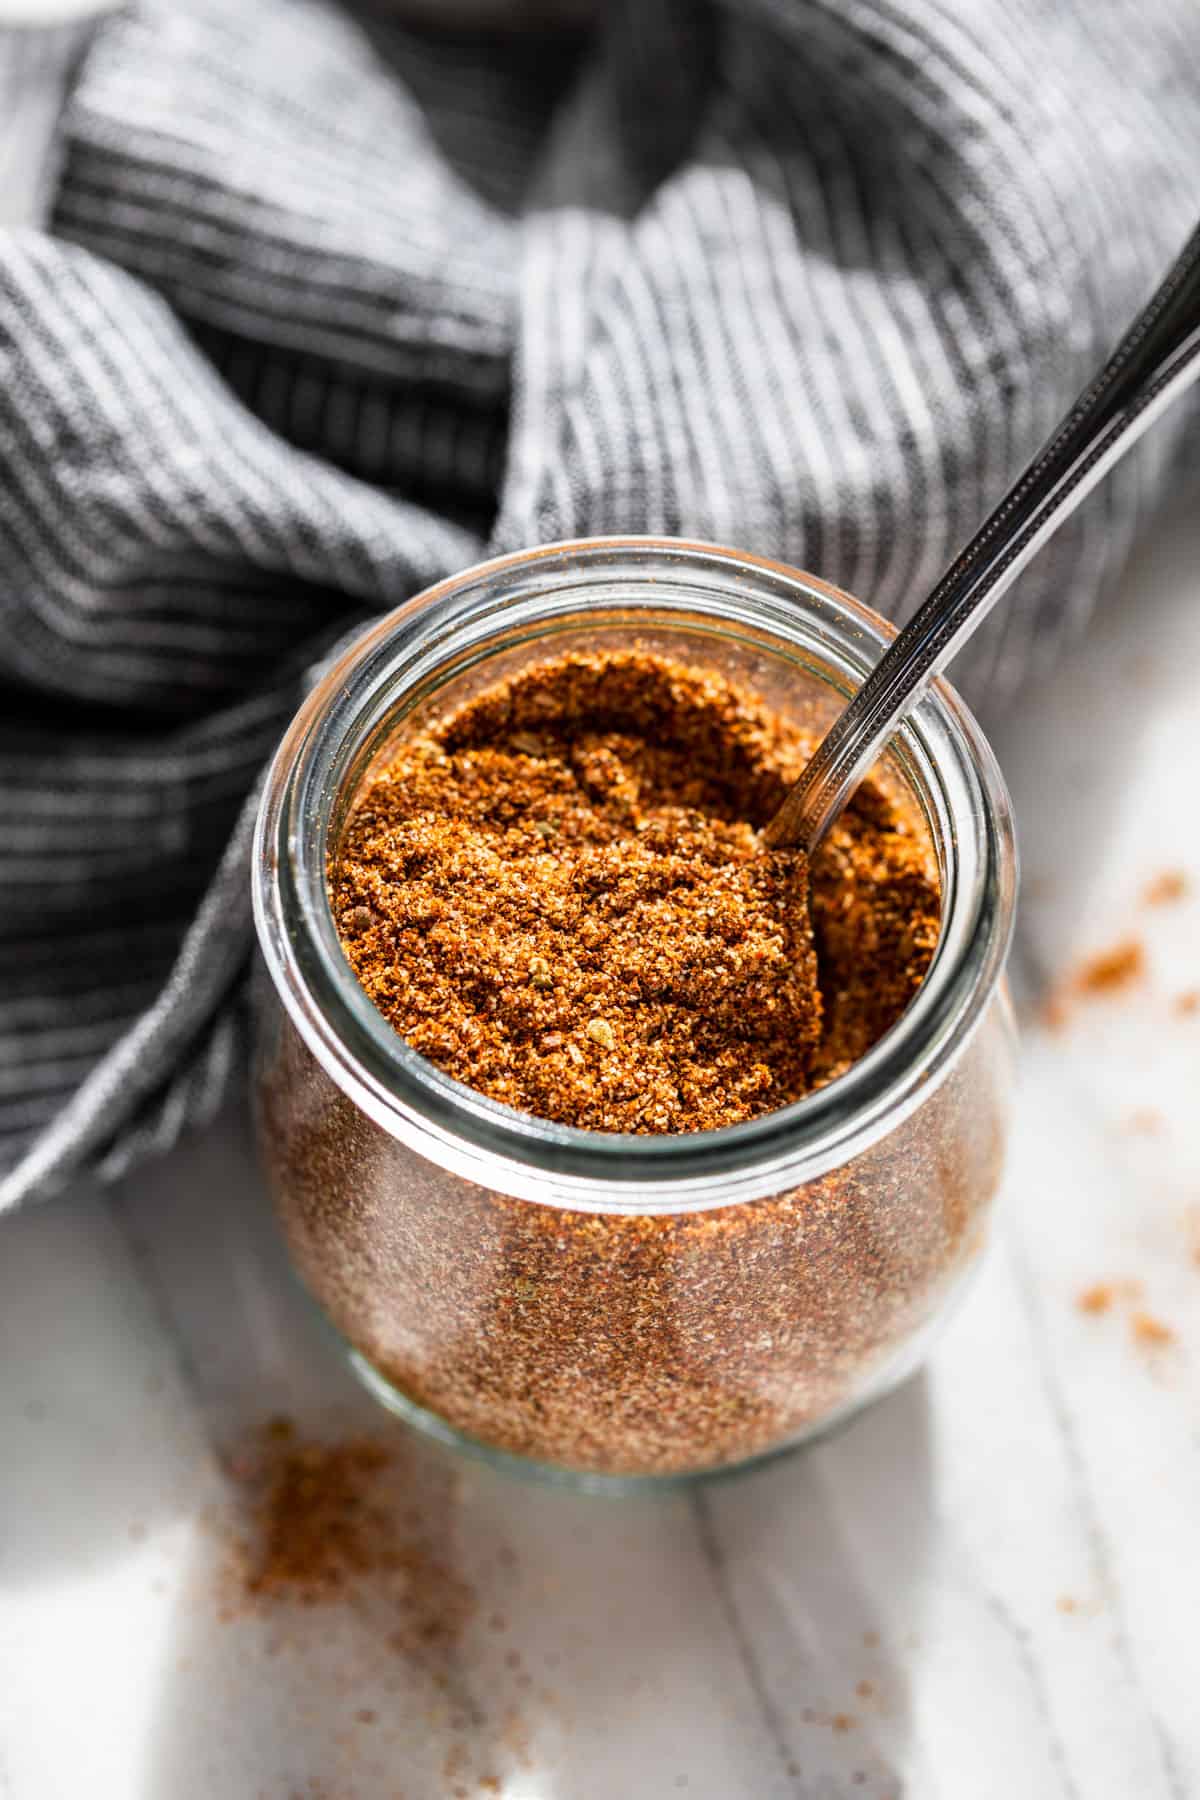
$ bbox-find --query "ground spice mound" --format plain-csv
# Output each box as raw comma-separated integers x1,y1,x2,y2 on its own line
332,651,940,1132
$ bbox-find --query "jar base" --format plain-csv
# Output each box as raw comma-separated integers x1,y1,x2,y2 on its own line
323,1306,944,1496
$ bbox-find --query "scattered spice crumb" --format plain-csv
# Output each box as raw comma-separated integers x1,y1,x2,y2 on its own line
1130,1312,1175,1349
1077,1278,1143,1317
832,1713,856,1733
1175,989,1200,1017
1143,870,1189,907
1057,1594,1078,1614
855,1680,874,1699
1123,1107,1162,1135
1077,939,1145,995
1046,936,1147,1028
355,1709,377,1726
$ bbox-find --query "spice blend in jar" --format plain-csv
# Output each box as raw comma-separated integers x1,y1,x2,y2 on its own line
259,640,1007,1478
331,651,940,1129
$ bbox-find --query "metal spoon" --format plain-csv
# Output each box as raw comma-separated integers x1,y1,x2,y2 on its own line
763,221,1200,853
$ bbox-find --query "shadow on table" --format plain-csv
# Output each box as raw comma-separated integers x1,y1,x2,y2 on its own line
691,1372,935,1797
118,1107,933,1799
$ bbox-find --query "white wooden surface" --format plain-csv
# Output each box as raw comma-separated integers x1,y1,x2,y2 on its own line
2,500,1199,1798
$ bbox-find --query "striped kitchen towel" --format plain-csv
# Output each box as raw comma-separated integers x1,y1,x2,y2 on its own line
0,0,1196,1206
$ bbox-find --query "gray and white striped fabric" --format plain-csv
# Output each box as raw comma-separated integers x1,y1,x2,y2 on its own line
0,0,1196,1208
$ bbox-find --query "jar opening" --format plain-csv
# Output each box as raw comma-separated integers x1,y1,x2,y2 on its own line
253,539,1016,1212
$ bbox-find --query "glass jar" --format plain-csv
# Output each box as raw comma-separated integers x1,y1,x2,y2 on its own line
252,539,1017,1490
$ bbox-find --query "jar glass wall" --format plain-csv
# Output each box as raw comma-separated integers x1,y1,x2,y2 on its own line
252,540,1018,1489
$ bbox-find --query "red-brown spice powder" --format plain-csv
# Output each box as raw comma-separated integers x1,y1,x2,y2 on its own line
331,651,941,1131
221,1418,473,1651
1143,870,1189,908
1130,1311,1175,1350
236,1420,392,1606
1075,939,1146,994
259,649,1008,1476
1044,936,1147,1030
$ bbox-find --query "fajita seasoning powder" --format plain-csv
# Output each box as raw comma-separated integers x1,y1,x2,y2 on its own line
330,651,940,1133
254,542,1016,1482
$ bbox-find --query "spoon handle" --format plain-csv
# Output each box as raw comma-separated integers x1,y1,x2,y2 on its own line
764,221,1200,853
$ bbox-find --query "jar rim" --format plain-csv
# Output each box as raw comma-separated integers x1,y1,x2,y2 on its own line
252,537,1017,1213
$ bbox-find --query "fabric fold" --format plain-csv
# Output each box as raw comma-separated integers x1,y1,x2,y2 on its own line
0,0,1196,1202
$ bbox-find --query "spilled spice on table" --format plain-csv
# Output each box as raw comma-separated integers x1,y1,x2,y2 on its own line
214,1420,544,1794
1143,869,1190,907
1130,1311,1175,1350
237,1420,389,1604
220,1418,473,1655
1076,1282,1179,1364
1077,1278,1142,1317
1045,936,1146,1029
1077,1282,1116,1315
1076,939,1145,996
